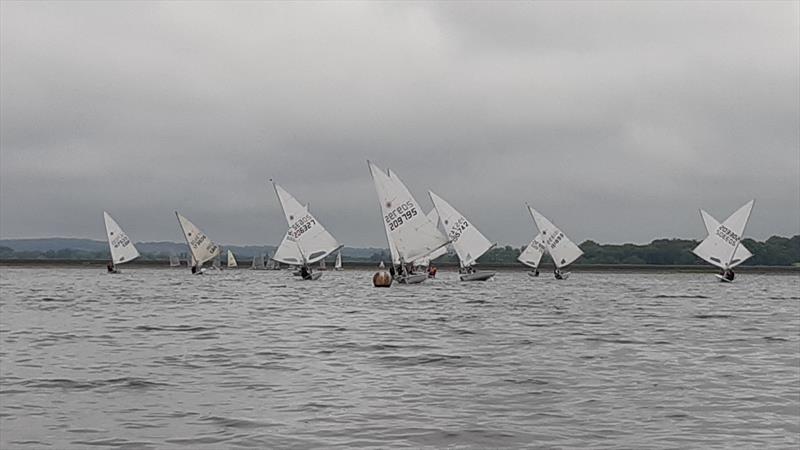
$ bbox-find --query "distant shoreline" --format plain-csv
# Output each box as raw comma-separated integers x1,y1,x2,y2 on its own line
1,259,797,273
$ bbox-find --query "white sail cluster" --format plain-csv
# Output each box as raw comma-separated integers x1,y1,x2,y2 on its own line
368,161,449,266
692,200,754,270
271,182,342,267
518,206,583,269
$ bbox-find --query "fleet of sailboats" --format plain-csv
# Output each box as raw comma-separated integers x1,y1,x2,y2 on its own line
692,200,755,282
368,161,449,284
103,211,140,273
97,171,761,284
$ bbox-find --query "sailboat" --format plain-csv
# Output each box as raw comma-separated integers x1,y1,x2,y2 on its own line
518,233,547,277
429,192,496,281
319,258,327,271
520,205,583,279
334,251,343,271
378,260,385,269
227,249,238,268
175,212,220,275
368,161,449,284
271,181,342,280
692,200,755,282
250,254,267,270
169,255,181,267
103,211,140,273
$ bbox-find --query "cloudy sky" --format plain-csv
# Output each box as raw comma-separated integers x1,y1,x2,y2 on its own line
1,1,798,248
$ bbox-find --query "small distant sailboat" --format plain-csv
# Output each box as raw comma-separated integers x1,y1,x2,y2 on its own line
334,251,343,271
227,249,238,268
692,200,755,282
368,161,449,284
169,254,181,267
319,258,327,271
250,254,267,270
378,260,386,269
175,212,220,275
429,192,496,281
520,205,583,279
103,211,140,273
271,181,342,281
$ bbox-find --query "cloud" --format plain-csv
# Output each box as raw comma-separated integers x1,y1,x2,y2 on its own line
1,1,797,246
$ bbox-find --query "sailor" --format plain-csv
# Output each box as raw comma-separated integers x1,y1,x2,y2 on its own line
724,269,735,281
533,268,539,277
428,265,437,278
107,262,115,273
300,265,312,280
554,268,564,280
389,265,396,278
191,265,197,274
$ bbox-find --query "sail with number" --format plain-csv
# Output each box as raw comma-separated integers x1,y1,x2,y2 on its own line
103,212,140,266
175,212,220,267
272,182,342,265
518,233,547,268
227,249,238,268
368,161,449,264
527,206,583,268
692,200,754,269
429,192,494,268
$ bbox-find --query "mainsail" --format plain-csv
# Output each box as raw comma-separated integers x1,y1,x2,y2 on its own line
429,191,494,268
413,209,448,266
518,233,547,268
368,161,448,264
227,249,238,268
527,206,583,268
692,200,755,269
335,251,343,270
103,212,140,265
272,182,342,265
175,212,220,267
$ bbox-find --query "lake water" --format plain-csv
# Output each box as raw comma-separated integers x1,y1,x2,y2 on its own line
0,267,798,449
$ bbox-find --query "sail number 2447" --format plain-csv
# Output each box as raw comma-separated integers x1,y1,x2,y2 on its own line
385,201,418,231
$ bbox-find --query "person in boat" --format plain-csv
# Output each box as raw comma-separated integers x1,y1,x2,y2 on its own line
554,268,564,280
388,265,395,278
533,268,540,277
724,269,735,281
107,262,115,273
191,265,197,274
300,265,312,280
428,265,437,278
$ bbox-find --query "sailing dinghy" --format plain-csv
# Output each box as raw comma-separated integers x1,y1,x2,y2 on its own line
175,212,220,275
368,161,449,284
169,254,181,267
250,254,267,270
518,233,547,277
271,181,342,280
521,205,583,279
103,211,140,273
227,250,238,268
691,200,754,282
334,251,343,271
429,192,495,281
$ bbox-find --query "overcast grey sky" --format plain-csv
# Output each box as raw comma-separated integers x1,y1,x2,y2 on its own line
1,1,798,247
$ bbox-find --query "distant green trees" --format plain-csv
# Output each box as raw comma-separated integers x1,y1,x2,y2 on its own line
1,236,797,266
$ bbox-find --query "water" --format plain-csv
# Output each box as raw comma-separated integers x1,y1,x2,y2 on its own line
1,267,798,449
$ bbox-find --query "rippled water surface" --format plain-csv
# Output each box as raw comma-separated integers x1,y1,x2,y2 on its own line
1,267,798,449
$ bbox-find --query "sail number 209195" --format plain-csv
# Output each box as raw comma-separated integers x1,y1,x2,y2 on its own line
385,201,417,231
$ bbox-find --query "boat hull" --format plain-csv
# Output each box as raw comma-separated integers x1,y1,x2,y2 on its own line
398,273,427,284
460,271,495,282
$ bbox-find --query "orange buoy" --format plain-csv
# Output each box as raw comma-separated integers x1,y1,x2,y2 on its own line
372,270,392,287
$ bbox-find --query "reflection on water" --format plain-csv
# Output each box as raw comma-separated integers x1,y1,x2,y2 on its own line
1,267,798,448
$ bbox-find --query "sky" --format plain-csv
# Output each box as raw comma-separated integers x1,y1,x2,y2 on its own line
1,1,798,248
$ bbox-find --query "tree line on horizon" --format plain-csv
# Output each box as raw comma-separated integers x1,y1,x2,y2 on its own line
1,235,798,266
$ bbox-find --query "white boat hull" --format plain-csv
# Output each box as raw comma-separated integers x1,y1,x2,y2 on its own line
398,273,427,284
460,271,495,282
715,274,734,283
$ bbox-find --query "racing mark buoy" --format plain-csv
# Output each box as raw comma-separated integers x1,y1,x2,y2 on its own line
373,270,392,287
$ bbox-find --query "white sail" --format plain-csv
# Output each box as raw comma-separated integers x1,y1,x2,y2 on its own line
103,212,140,265
412,209,448,266
272,231,304,266
527,206,583,268
518,232,547,268
227,249,238,268
692,200,754,269
368,161,449,264
169,255,180,267
429,191,494,268
273,182,342,264
175,212,220,267
335,251,343,270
